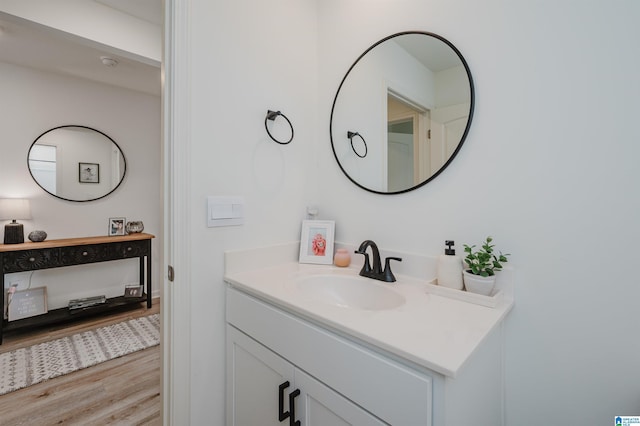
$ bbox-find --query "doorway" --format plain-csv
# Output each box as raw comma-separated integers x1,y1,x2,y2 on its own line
387,93,430,191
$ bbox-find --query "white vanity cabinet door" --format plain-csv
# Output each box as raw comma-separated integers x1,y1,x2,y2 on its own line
227,325,386,426
296,368,387,426
227,326,294,426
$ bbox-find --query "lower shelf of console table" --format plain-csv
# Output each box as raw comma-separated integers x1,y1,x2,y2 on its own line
3,295,148,335
0,233,154,344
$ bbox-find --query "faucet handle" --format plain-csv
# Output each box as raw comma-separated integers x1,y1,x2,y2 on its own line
383,257,402,282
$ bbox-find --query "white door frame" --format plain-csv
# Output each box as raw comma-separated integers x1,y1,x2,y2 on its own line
162,0,192,423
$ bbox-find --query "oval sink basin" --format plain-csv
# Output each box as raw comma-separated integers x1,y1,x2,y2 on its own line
295,274,405,311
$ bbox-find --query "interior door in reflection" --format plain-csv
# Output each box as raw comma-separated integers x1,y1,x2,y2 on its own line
430,104,468,174
388,129,413,192
387,94,430,192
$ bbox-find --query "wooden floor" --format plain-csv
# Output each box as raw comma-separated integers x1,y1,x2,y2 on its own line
0,299,161,425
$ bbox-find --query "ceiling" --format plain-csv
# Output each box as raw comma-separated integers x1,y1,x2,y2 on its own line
394,33,464,73
0,0,162,96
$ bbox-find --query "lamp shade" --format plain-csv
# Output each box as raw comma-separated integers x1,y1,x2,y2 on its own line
0,199,32,220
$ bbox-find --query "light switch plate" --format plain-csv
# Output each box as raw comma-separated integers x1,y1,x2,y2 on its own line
207,196,244,227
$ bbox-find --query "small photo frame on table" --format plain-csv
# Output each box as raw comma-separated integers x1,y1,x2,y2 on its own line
109,217,126,236
299,220,335,264
79,162,100,183
124,284,144,298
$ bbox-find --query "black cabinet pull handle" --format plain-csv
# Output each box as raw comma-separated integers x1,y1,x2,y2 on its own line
289,388,301,426
278,381,290,422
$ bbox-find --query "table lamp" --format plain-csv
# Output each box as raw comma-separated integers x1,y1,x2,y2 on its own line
0,199,32,244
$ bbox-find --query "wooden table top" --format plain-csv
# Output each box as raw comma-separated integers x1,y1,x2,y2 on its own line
0,233,155,252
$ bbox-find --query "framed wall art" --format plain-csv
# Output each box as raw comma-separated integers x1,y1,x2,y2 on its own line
79,162,100,183
299,220,335,264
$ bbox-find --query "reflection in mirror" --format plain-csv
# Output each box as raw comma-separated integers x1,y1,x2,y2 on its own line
330,31,474,194
28,126,126,202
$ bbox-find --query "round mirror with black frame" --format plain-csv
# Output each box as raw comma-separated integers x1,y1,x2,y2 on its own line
330,31,474,194
27,125,127,202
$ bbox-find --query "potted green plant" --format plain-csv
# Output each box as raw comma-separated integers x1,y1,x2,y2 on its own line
462,236,509,295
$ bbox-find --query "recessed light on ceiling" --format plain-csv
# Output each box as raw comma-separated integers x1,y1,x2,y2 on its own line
100,56,118,67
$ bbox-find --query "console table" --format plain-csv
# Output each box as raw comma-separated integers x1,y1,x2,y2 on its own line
0,233,154,344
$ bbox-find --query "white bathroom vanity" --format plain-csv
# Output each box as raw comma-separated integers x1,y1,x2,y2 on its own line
224,243,513,425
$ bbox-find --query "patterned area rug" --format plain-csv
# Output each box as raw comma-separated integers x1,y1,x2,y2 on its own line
0,313,160,396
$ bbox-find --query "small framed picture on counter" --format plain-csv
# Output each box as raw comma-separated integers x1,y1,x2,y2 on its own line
299,220,335,265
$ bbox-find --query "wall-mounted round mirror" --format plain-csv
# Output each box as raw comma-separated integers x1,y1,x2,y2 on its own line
27,125,126,202
330,31,474,194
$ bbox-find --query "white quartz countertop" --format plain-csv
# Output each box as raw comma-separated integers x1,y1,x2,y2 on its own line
224,257,513,378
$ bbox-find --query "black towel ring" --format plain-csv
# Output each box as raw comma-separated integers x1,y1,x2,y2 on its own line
347,131,367,158
265,110,294,145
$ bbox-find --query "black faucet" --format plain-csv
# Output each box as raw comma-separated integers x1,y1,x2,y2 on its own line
354,240,402,283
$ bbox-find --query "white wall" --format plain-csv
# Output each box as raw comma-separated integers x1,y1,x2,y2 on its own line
185,0,318,423
0,61,161,308
315,0,640,424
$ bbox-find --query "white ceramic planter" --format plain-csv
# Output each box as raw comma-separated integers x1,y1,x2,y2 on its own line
463,270,496,296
